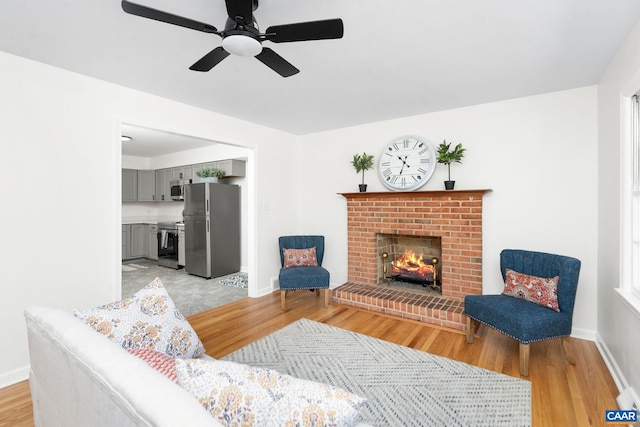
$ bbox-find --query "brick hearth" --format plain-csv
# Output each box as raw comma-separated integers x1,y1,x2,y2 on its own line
335,189,491,330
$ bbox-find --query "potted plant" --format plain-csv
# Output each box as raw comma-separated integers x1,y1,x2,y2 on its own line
436,140,466,190
196,167,225,183
351,152,375,192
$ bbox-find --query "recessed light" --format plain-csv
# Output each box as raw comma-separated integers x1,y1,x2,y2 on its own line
121,135,132,142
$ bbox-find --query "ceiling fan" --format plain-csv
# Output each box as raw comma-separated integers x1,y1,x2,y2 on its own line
121,0,344,77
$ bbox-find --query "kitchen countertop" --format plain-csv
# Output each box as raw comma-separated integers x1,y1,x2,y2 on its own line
122,217,182,225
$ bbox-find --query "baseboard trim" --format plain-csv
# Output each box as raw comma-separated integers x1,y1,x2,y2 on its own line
0,365,29,389
597,334,640,410
571,326,596,341
596,332,628,393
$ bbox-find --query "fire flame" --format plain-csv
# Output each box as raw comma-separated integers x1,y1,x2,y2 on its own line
390,250,434,278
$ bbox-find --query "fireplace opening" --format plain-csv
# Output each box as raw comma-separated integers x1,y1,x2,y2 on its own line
391,251,438,286
377,234,442,293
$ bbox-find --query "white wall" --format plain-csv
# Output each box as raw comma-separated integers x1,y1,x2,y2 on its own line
597,19,640,400
0,48,616,389
0,51,297,388
298,86,599,338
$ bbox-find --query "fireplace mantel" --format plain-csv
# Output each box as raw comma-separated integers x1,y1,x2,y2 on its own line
339,189,492,199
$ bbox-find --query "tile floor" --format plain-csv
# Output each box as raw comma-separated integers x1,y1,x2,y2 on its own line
122,259,248,317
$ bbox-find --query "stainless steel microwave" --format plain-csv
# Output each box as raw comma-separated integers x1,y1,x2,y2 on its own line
170,179,191,201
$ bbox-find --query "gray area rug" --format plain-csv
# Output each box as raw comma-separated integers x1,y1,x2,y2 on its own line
223,319,531,427
122,260,247,317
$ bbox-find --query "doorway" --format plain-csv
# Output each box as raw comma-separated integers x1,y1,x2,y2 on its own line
120,122,254,314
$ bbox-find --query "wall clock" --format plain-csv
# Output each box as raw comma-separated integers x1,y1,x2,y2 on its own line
377,135,436,191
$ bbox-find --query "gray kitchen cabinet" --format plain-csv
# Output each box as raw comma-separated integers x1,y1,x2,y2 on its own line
122,224,145,260
123,161,244,203
155,169,172,201
217,159,246,177
123,169,156,202
192,162,222,183
122,169,138,202
192,163,204,179
130,224,145,258
202,162,219,170
142,224,150,257
197,160,245,179
137,170,156,201
193,162,219,182
173,166,193,180
122,225,129,260
148,224,158,260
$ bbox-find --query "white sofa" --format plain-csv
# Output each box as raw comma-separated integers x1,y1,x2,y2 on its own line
25,306,222,427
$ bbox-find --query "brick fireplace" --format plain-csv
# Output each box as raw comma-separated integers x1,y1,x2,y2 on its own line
333,189,491,330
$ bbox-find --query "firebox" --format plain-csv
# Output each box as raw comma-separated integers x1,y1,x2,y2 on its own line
377,233,442,292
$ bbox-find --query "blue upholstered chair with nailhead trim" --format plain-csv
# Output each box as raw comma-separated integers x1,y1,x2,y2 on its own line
464,249,581,376
278,235,330,311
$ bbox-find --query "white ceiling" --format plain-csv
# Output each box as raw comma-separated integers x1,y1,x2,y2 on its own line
2,0,640,136
121,124,219,157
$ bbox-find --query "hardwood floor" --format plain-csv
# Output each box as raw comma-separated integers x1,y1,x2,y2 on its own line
0,290,619,427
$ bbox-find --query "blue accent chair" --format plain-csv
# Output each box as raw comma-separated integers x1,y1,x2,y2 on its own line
464,249,581,376
278,235,330,311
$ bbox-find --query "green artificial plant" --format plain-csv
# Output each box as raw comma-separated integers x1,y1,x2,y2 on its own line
196,168,226,178
351,152,375,185
436,141,466,181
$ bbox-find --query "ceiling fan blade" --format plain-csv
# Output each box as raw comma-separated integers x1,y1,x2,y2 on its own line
122,0,218,33
255,48,299,77
189,47,231,72
265,19,344,43
225,0,256,23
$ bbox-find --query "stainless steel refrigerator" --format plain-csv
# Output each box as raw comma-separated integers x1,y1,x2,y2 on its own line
183,182,240,279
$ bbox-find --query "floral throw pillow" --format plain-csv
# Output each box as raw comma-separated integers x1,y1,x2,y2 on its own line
175,358,366,427
74,277,205,358
129,348,178,384
283,247,318,268
502,268,560,311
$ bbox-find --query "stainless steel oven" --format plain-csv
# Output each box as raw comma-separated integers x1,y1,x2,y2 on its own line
157,222,180,269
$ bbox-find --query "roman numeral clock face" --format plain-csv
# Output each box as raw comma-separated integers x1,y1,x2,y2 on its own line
377,136,437,191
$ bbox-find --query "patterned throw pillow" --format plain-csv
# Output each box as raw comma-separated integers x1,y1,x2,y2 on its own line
283,247,318,268
129,348,178,384
502,268,560,311
74,277,205,358
175,358,366,427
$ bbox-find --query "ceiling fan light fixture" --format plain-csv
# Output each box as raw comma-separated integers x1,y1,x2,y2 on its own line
120,0,344,76
222,35,262,57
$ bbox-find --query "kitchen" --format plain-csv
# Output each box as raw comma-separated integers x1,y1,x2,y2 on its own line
121,124,250,314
